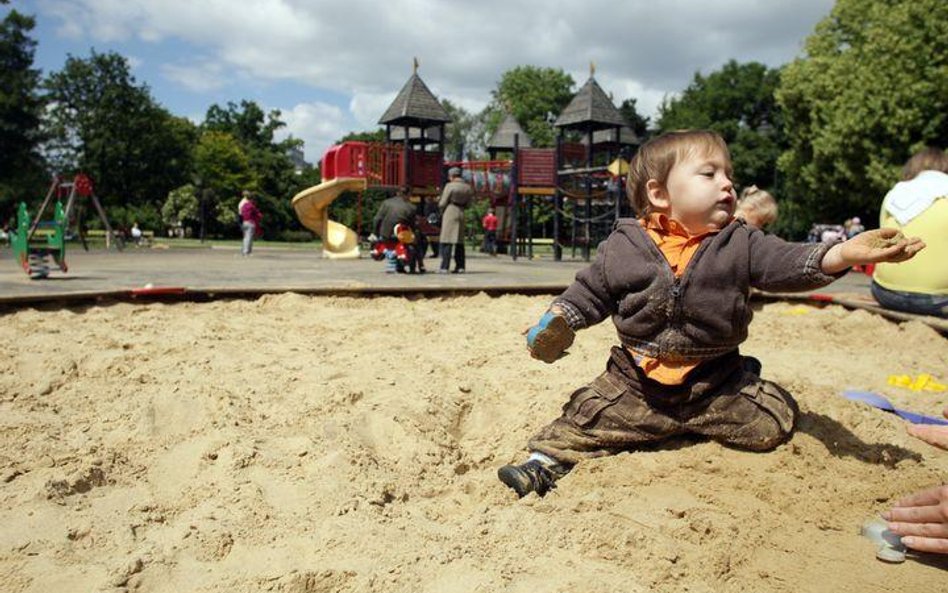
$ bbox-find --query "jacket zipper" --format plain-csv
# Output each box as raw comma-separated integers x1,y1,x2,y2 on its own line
630,222,720,326
670,277,683,324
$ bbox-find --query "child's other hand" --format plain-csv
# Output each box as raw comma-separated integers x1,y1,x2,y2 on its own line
842,228,925,265
525,305,575,364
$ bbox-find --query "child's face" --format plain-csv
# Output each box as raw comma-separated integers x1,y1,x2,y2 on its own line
651,149,736,234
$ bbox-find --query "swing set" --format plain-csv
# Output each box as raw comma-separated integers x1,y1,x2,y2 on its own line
9,174,120,279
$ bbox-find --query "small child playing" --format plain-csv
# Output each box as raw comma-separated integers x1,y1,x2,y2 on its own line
498,130,925,498
735,185,779,229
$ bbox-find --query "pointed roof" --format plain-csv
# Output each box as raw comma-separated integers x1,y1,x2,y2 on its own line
554,76,628,131
378,73,451,127
487,113,532,150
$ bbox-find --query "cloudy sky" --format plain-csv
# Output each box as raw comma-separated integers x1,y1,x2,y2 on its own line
9,0,835,162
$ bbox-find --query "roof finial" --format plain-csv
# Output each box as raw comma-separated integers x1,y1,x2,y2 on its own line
413,57,419,74
590,61,596,78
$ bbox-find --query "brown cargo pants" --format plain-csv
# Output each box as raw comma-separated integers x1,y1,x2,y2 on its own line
528,347,798,465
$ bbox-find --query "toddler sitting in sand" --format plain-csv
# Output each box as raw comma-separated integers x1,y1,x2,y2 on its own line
499,130,925,498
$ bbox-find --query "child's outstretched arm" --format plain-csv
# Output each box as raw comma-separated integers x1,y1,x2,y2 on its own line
524,237,621,363
820,228,926,274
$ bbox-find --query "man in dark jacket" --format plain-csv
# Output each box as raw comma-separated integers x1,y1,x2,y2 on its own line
372,187,424,273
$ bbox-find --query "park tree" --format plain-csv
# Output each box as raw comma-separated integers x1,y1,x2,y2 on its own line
441,98,475,161
191,130,256,231
161,183,200,232
479,66,575,149
42,50,195,212
202,100,304,235
658,60,785,194
0,8,46,211
337,129,385,143
618,98,650,140
777,0,948,229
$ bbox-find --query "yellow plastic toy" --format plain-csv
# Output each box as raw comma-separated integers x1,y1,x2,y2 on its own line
886,373,946,393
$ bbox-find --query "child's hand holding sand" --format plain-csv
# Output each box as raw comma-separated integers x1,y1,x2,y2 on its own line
821,228,925,274
524,304,575,363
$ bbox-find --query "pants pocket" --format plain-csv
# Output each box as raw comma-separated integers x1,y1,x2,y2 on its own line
566,373,627,427
739,379,797,435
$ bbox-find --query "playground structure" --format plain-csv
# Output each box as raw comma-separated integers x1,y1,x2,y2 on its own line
9,174,119,279
292,63,638,261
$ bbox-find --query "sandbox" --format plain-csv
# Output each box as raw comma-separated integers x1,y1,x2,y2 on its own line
1,294,945,592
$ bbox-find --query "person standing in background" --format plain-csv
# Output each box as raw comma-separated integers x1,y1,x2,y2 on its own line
238,190,262,257
438,167,474,273
482,207,499,256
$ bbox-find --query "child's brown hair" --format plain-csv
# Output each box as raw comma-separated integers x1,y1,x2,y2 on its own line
901,147,948,181
737,185,778,228
626,130,732,215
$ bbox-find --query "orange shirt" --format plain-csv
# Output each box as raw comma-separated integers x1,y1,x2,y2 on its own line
631,213,720,385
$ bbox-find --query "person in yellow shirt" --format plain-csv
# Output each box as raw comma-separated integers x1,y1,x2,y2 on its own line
872,147,947,318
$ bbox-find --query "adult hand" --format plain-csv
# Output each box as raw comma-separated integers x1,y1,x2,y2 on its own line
884,484,948,554
906,407,948,450
883,407,948,555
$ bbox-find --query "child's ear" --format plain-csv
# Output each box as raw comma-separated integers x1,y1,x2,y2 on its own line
646,179,670,211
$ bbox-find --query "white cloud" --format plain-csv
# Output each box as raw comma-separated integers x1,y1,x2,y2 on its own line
348,92,395,129
161,61,228,93
274,101,350,163
36,0,836,131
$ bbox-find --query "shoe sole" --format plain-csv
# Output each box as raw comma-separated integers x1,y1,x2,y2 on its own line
531,315,575,363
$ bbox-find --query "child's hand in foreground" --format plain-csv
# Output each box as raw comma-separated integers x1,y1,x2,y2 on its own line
524,305,575,363
822,228,925,274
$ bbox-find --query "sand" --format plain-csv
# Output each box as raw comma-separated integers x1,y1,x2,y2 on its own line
0,294,946,592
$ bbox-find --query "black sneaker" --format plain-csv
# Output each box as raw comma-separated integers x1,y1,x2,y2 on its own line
497,459,569,498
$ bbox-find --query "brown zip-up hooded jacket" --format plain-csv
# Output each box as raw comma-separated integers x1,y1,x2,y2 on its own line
554,218,843,361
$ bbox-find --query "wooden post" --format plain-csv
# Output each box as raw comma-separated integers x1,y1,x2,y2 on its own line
554,130,563,261
584,128,593,261
402,125,410,188
614,126,622,223
510,133,520,261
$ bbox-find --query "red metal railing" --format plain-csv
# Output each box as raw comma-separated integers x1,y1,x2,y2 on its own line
321,141,444,189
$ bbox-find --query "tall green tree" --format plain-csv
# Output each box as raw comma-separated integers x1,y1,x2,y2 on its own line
658,60,785,192
777,0,948,228
0,8,46,212
191,130,256,230
202,100,303,235
204,100,284,149
441,98,475,161
618,98,650,141
479,66,575,149
42,50,195,210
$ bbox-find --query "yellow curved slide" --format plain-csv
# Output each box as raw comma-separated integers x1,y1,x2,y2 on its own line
291,177,366,259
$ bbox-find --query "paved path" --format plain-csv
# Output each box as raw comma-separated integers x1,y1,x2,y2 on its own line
0,243,877,301
0,244,589,302
5,243,944,333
